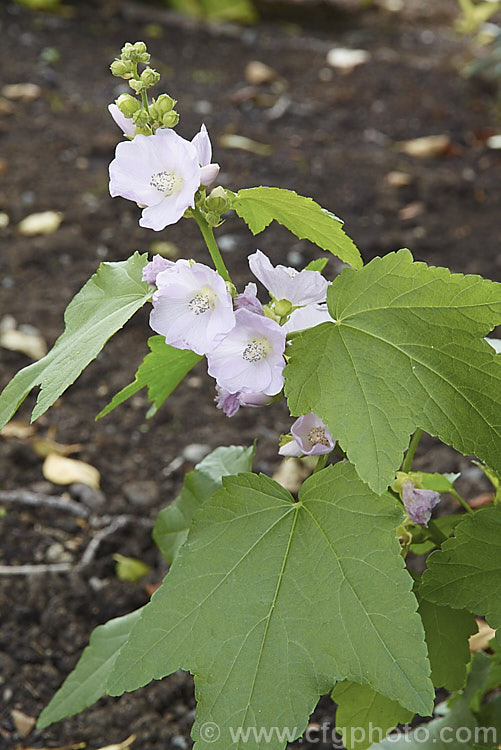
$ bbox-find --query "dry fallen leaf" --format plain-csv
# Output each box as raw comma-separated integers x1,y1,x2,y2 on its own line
0,420,36,440
96,735,136,750
11,709,36,738
398,201,424,221
468,492,494,509
272,456,316,494
0,211,9,227
32,427,82,458
326,48,371,72
384,170,412,188
218,134,273,156
18,210,63,236
397,134,451,158
2,83,42,100
469,618,496,652
43,454,100,489
245,60,277,85
0,317,47,360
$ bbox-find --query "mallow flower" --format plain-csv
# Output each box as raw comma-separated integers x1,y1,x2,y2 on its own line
108,103,136,138
207,308,286,396
215,385,270,418
282,303,332,334
142,254,176,285
149,261,235,355
401,481,441,527
248,249,328,306
109,125,219,230
234,282,263,315
279,413,335,457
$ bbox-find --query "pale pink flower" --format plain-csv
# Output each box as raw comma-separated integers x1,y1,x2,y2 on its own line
282,303,332,334
249,250,328,306
234,282,263,315
108,103,136,138
142,254,176,285
215,385,270,417
401,482,441,527
207,309,286,396
150,261,235,355
279,413,335,457
192,123,220,186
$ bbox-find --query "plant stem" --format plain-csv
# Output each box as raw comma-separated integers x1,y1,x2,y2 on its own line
450,488,474,515
192,208,231,283
141,89,150,115
426,519,448,546
401,429,423,473
313,454,329,473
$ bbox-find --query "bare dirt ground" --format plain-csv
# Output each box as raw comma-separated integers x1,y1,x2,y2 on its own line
0,1,500,747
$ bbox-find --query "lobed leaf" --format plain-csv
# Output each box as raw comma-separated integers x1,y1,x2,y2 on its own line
37,607,143,729
153,444,255,563
231,187,362,269
109,463,434,750
0,253,151,429
285,249,501,493
97,335,201,419
420,506,501,636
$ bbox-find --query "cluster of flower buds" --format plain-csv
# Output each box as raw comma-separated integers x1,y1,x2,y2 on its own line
109,41,179,137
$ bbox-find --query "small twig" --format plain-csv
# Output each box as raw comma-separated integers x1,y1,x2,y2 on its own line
0,490,90,518
0,562,72,575
78,516,130,567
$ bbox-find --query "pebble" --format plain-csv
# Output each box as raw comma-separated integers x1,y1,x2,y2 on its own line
183,443,211,463
69,482,106,509
171,736,188,750
124,479,159,507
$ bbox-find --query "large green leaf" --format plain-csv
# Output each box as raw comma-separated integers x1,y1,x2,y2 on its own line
37,607,143,729
97,336,202,419
417,596,477,691
231,187,362,269
109,463,434,750
369,653,492,749
284,249,501,493
153,444,255,563
420,506,501,635
332,681,413,750
0,253,150,429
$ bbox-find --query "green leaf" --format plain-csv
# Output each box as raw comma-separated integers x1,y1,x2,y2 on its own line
97,336,202,419
421,506,501,636
284,249,501,493
369,653,491,749
231,187,362,269
109,462,434,750
304,258,329,273
418,472,461,493
37,607,143,729
113,554,150,583
0,253,150,429
417,596,477,690
153,444,255,563
410,514,463,555
332,681,413,750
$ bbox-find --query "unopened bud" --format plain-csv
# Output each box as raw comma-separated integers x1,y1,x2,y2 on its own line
206,186,231,213
132,108,149,125
134,124,151,136
205,211,222,227
110,59,133,79
155,94,176,115
129,78,145,93
121,41,150,64
115,94,140,117
274,299,293,317
161,110,179,128
140,68,160,88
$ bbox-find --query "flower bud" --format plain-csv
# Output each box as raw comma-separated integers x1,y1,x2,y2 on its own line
115,94,140,117
161,110,180,128
205,211,222,227
128,78,145,93
110,59,133,79
206,186,231,213
132,108,149,125
121,41,150,64
155,94,177,115
134,124,151,136
274,298,293,317
140,68,161,88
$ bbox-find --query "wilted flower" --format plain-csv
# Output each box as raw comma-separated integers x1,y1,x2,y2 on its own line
248,250,328,306
207,309,286,396
234,282,263,315
142,254,176,285
150,261,235,355
109,125,219,231
279,413,335,457
401,481,441,527
215,385,270,417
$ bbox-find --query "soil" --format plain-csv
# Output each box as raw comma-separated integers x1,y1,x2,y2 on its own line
0,1,500,748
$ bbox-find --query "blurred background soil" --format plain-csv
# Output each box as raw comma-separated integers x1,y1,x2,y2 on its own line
0,0,500,747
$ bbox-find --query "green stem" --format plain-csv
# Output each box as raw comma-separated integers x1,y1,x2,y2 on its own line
450,488,474,515
192,208,231,283
313,453,329,473
141,89,150,115
426,519,449,546
401,429,423,473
